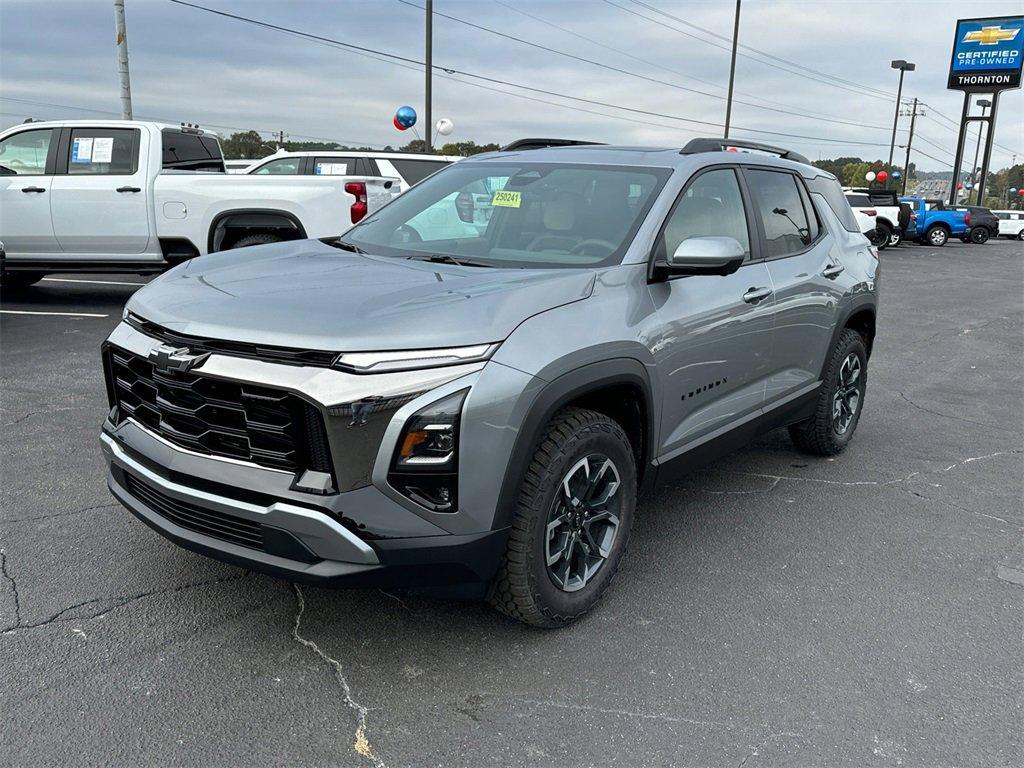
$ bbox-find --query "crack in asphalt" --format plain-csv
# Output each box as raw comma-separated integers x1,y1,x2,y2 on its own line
0,405,96,428
519,697,723,728
896,391,1011,432
1,548,23,628
2,572,250,635
2,502,119,524
291,584,387,768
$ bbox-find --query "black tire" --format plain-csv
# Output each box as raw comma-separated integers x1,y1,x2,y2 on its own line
925,225,948,247
0,271,44,291
788,329,868,456
969,227,990,245
1018,230,1024,241
230,233,283,250
875,222,892,250
867,227,886,248
489,407,637,628
888,228,902,247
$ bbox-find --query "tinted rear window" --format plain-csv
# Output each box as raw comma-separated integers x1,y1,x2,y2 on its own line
811,176,861,233
388,158,448,185
161,130,225,172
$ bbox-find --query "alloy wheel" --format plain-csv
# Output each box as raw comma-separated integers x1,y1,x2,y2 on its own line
545,454,621,593
832,353,862,435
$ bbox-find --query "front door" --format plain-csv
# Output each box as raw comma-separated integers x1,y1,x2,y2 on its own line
646,167,775,459
49,127,152,256
0,127,59,257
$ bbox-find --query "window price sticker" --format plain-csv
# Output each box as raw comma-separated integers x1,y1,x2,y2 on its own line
491,190,521,208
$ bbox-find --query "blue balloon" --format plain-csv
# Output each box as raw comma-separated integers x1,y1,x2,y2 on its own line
892,170,902,179
395,105,417,129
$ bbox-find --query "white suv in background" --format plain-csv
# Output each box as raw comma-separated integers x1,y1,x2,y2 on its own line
993,210,1024,240
245,151,456,192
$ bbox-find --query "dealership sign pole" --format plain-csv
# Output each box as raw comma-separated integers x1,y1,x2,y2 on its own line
946,15,1024,206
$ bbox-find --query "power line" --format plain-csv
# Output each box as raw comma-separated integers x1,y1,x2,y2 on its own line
395,0,894,132
919,102,1021,157
166,0,903,151
603,0,896,104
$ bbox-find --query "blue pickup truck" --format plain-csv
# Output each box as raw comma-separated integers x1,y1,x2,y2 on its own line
899,197,970,247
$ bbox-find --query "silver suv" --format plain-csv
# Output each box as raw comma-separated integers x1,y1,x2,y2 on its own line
100,138,879,627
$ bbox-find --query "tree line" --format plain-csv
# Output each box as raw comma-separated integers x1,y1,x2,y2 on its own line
219,131,499,160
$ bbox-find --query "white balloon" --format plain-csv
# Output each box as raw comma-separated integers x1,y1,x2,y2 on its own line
865,171,876,182
435,118,454,136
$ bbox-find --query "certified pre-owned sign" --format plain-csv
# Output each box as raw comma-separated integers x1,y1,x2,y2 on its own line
948,15,1024,91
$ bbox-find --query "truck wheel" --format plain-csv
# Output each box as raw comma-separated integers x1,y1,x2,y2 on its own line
788,329,868,456
875,222,892,250
867,228,886,248
1018,230,1024,241
925,225,948,247
0,271,44,291
489,407,636,628
230,233,283,250
888,228,902,247
969,227,989,245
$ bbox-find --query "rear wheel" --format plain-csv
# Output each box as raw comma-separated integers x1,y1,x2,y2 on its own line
888,228,902,247
867,228,886,248
489,407,636,628
789,329,867,456
925,225,949,247
1018,230,1024,241
969,227,990,245
230,233,283,250
875,222,892,250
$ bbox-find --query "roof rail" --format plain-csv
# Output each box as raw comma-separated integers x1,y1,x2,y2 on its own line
680,138,809,165
500,138,606,152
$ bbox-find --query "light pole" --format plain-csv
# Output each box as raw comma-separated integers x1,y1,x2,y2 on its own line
424,0,433,154
888,60,915,168
723,0,742,139
969,98,991,205
114,0,133,119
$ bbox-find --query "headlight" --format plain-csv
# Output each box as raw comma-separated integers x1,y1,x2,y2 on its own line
334,343,499,374
388,388,467,512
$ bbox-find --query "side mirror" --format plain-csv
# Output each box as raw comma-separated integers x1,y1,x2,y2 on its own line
659,236,746,277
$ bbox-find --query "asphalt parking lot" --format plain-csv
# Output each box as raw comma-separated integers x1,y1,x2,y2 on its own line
1,240,1021,767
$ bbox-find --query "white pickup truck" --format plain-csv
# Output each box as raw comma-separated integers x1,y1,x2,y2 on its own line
0,120,399,287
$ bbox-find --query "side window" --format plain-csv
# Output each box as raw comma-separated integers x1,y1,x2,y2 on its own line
746,169,814,258
0,128,55,176
658,168,750,260
252,157,302,175
809,176,860,233
161,130,224,171
389,159,448,185
796,177,820,241
67,128,138,175
313,157,356,175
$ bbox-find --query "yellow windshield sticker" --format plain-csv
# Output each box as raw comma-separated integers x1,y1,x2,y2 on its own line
492,190,521,208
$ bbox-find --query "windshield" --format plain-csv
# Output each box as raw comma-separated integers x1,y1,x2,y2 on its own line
344,161,671,268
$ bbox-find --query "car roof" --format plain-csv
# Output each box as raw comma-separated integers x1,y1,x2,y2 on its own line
460,143,822,177
1,119,220,137
252,150,454,162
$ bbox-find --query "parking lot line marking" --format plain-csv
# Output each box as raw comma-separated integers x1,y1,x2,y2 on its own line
41,277,147,286
0,309,109,318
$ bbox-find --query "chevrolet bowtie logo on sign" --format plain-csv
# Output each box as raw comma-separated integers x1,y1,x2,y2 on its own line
148,344,210,373
949,15,1024,91
963,26,1020,46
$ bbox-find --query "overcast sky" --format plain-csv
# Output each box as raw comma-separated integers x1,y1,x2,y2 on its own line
1,0,1021,170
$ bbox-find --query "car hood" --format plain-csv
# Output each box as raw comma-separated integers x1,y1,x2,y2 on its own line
127,239,596,352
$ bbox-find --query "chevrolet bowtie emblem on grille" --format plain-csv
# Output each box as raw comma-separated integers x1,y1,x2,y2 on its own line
963,26,1020,45
148,344,210,373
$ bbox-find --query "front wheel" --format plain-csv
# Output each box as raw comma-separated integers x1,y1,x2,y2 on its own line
489,407,636,628
926,225,949,247
789,329,868,456
969,227,990,245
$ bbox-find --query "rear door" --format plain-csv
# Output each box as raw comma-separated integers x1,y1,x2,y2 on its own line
648,166,775,457
750,168,843,407
0,126,59,256
49,126,152,255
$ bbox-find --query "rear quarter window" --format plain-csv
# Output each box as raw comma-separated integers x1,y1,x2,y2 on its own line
161,130,225,172
810,176,860,233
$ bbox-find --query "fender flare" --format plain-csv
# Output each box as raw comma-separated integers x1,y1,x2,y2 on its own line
822,296,877,378
492,357,655,530
208,208,307,253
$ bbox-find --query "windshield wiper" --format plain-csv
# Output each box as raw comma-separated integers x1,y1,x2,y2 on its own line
406,253,494,268
330,239,366,254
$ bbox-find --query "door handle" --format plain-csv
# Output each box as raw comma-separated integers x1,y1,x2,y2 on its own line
742,286,772,304
822,263,845,279
21,186,46,193
116,186,141,193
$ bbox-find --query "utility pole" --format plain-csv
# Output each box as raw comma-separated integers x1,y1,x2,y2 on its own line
887,60,915,167
114,0,133,120
424,0,433,153
723,0,741,139
277,130,285,150
900,99,923,196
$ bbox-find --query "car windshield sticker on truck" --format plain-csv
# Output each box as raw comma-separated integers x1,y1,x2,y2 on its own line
492,190,522,208
92,137,114,164
315,162,348,175
71,137,93,163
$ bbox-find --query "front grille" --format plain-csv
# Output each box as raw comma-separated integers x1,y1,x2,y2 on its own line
105,345,333,475
123,473,263,551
